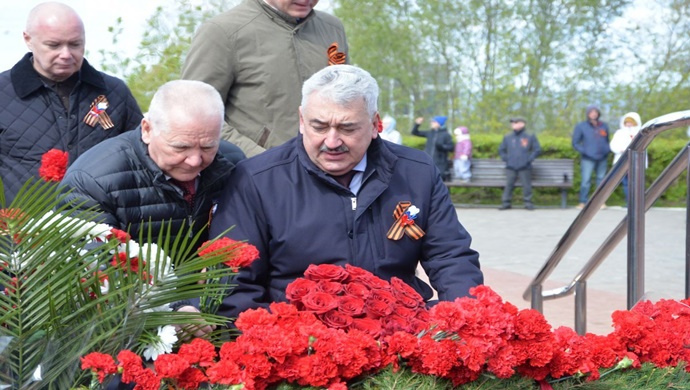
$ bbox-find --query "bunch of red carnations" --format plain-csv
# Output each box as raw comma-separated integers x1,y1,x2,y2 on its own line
81,264,690,390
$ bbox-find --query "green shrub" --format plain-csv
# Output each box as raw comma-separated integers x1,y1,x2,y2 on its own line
402,134,688,207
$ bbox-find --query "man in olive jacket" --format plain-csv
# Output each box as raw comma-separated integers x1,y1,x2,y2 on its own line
181,0,349,157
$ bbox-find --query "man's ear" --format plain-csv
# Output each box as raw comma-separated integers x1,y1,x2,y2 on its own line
373,112,381,138
140,117,152,144
298,106,305,135
23,32,32,51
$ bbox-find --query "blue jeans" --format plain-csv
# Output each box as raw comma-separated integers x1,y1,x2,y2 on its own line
453,159,472,180
579,157,608,203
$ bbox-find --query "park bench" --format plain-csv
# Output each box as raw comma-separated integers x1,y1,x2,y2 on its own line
445,158,574,208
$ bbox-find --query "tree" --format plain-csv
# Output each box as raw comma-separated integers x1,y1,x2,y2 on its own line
100,0,689,136
99,0,240,112
333,0,632,134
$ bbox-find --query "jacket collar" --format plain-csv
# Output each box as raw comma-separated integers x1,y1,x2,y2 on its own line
10,52,106,99
295,134,397,186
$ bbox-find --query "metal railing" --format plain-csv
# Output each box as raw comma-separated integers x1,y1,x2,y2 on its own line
522,110,690,334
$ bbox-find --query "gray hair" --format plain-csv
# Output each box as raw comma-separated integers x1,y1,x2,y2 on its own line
301,65,379,117
147,80,224,134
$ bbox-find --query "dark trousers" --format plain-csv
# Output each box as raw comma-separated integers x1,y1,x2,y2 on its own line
502,167,533,206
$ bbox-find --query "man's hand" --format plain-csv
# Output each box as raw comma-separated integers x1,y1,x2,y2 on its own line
174,305,216,340
415,117,424,125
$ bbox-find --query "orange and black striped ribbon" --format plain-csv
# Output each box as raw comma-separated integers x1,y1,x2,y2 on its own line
83,95,115,130
386,201,425,241
327,42,347,65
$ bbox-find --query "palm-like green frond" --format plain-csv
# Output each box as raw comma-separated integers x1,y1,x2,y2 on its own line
0,178,241,388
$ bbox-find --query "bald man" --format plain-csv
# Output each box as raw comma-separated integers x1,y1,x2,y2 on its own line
0,1,143,203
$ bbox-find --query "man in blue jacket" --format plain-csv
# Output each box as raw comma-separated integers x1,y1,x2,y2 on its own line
498,117,541,210
572,105,611,208
210,65,483,320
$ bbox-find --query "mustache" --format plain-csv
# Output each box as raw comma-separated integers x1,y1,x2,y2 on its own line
319,144,349,153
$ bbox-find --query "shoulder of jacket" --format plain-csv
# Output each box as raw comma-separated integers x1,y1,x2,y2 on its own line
68,136,136,177
236,143,298,176
311,10,346,28
202,2,262,36
388,143,432,166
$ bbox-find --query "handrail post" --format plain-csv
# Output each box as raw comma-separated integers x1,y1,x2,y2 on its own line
574,280,586,335
530,284,543,313
627,149,646,309
686,145,690,299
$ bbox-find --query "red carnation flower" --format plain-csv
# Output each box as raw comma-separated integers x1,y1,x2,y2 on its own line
197,237,259,271
0,208,27,243
132,367,160,390
81,352,117,383
107,228,131,243
176,367,208,390
38,149,68,182
205,357,247,385
111,252,143,273
116,350,144,383
153,354,189,379
177,338,217,367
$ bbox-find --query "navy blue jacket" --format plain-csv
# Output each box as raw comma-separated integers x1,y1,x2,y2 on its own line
572,119,611,161
210,135,483,319
0,53,143,203
498,129,542,170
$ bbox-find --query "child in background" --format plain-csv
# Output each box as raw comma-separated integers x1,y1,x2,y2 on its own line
453,126,472,181
610,112,643,205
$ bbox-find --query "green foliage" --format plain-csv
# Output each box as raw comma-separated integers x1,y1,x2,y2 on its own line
332,0,643,135
99,0,240,112
100,1,690,142
403,134,688,207
267,362,690,389
0,178,238,388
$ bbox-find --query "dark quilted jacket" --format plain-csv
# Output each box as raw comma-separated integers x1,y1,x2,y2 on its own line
58,128,239,251
0,53,143,203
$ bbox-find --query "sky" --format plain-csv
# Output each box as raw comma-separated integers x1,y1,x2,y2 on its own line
0,0,333,76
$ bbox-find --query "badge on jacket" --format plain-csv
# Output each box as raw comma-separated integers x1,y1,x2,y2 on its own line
387,201,425,241
83,95,115,130
327,42,346,66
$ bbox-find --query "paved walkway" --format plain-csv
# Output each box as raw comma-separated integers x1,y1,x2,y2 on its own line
422,205,687,335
